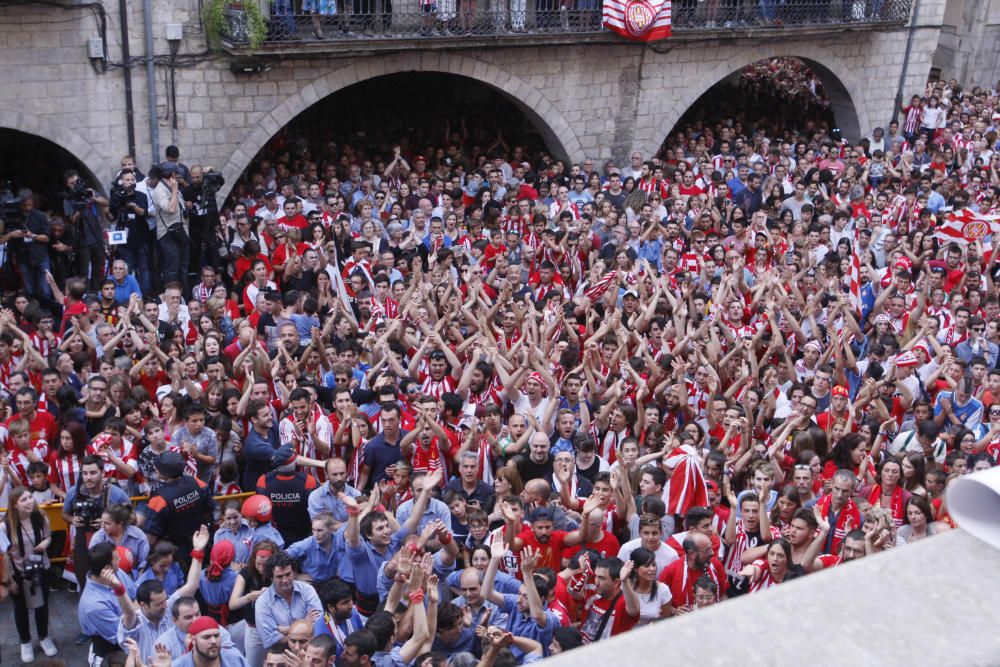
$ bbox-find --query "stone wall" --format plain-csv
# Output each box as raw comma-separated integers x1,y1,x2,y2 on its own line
933,0,1000,88
0,0,961,200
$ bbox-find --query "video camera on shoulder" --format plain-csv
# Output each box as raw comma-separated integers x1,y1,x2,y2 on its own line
66,178,95,210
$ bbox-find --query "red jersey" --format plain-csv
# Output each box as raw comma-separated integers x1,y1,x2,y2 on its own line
515,527,572,572
4,411,58,453
658,557,728,607
579,592,638,643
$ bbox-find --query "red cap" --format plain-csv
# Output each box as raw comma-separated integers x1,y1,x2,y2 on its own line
832,386,849,398
188,616,220,637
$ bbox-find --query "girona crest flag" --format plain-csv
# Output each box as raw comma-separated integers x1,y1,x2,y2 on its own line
603,0,671,41
933,208,1000,245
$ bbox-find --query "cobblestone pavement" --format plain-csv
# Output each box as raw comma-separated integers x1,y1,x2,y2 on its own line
1,589,89,665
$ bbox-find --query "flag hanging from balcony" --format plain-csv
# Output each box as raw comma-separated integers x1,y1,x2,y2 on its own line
603,0,671,42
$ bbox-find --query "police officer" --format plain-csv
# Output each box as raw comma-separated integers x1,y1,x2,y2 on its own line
256,445,318,545
145,452,215,559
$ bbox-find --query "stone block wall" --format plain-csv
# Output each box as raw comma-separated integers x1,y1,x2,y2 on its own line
0,0,971,201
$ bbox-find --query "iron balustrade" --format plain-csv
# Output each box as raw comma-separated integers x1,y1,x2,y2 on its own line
220,0,912,44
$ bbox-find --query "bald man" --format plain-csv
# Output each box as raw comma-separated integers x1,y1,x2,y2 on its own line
658,532,728,612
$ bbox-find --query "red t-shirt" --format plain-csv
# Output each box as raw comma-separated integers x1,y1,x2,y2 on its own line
516,528,571,572
658,557,728,608
4,410,58,452
580,592,638,642
563,531,621,562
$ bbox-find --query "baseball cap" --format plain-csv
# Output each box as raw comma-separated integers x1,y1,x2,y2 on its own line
156,451,185,479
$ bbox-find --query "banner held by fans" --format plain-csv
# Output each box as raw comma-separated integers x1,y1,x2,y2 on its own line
603,0,671,42
933,208,1000,246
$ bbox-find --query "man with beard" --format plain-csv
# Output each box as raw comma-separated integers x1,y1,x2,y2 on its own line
501,499,595,573
308,457,362,524
658,531,728,610
170,616,247,666
313,579,364,658
578,557,640,642
457,349,502,407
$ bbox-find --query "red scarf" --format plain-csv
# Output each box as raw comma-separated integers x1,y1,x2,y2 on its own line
817,494,862,555
867,484,905,526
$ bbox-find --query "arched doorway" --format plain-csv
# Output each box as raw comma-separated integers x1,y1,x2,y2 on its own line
656,56,863,157
229,70,569,202
0,128,102,214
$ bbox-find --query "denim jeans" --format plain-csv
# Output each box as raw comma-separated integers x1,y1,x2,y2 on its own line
158,228,190,293
22,257,53,304
116,244,153,294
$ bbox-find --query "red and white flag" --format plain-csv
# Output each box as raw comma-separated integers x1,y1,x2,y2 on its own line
603,0,671,42
933,208,1000,248
849,225,862,317
584,269,618,302
662,444,709,516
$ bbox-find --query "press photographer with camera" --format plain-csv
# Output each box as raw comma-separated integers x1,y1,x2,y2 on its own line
182,165,225,276
61,454,130,590
148,165,190,293
62,169,110,292
3,486,57,661
109,169,152,294
0,191,53,305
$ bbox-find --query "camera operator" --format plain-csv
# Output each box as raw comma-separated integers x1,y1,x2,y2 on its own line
110,170,153,294
47,217,78,289
148,165,190,293
62,455,130,590
0,192,53,306
62,169,110,292
182,165,223,273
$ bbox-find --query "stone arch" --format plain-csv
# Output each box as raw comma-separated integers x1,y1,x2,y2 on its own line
638,44,868,159
0,110,105,192
221,52,585,195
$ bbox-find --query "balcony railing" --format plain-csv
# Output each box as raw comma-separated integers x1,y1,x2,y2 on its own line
220,0,911,45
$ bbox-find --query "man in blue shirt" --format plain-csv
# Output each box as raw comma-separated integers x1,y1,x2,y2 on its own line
357,402,409,492
339,467,436,616
63,455,131,590
255,552,323,649
308,457,362,522
78,542,125,665
287,513,344,586
395,469,451,533
313,579,365,659
243,399,281,489
108,259,143,305
482,542,557,658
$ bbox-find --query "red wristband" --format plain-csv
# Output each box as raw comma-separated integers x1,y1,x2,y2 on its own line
438,532,453,545
374,504,386,513
346,506,361,517
408,590,425,604
191,549,205,561
112,583,126,597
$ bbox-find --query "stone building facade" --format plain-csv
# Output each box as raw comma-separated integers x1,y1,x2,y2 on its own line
0,0,983,199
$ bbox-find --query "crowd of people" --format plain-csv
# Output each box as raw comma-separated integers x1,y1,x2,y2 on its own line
0,71,997,667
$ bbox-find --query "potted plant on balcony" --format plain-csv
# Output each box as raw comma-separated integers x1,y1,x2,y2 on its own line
204,0,268,48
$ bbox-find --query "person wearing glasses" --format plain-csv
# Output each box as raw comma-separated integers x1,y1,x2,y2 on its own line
954,316,998,368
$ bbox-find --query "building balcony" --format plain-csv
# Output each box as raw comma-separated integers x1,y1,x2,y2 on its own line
218,0,912,53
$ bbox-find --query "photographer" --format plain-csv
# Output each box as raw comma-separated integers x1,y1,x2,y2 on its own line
61,455,130,590
62,169,109,292
148,165,190,293
182,165,224,274
3,486,57,661
0,192,53,306
109,169,152,294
